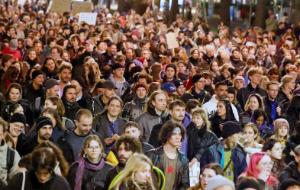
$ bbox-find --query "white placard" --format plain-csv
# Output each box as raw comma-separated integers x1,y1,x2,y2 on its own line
79,12,97,25
166,32,179,49
189,161,200,187
18,0,26,5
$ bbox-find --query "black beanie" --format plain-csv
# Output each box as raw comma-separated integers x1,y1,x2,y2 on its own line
10,113,27,126
31,70,44,80
35,116,53,131
221,121,242,139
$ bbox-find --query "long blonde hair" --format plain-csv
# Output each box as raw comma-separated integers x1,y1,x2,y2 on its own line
109,153,156,190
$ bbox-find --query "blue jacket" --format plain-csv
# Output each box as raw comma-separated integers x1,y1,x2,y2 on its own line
200,143,247,182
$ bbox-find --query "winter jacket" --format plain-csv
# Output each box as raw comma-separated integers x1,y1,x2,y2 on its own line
181,87,211,105
122,95,146,121
22,83,45,103
279,161,300,183
6,170,71,190
186,122,219,161
87,95,106,116
62,100,81,121
93,111,127,141
237,83,267,111
136,107,168,142
200,143,247,183
0,142,20,186
67,159,113,190
146,146,190,190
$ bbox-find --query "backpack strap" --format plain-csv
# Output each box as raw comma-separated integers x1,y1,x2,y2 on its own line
6,147,15,175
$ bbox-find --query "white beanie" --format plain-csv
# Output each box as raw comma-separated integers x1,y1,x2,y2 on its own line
206,175,235,190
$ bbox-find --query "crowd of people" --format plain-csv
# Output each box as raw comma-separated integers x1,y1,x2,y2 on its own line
0,1,300,190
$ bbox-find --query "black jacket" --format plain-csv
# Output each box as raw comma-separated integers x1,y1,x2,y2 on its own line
279,161,300,183
93,111,127,140
6,170,70,190
67,159,113,190
181,87,211,105
237,83,267,111
186,122,219,161
146,146,190,190
62,100,81,121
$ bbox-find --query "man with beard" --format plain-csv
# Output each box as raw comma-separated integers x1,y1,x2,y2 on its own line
104,135,142,189
19,116,53,156
62,84,81,121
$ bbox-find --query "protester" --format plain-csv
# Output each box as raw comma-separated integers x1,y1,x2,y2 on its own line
241,152,278,189
188,163,224,190
187,108,219,164
6,147,71,190
0,117,20,188
147,121,190,189
58,109,95,164
108,153,165,190
104,135,142,189
67,135,112,190
201,121,247,182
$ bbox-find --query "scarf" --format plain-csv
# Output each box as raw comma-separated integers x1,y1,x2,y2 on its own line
74,157,105,190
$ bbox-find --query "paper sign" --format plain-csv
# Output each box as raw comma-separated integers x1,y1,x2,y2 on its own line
166,32,179,49
71,1,93,15
18,0,26,6
49,0,71,14
189,161,200,187
79,12,97,25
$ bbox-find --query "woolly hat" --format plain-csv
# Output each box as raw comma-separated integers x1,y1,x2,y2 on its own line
10,113,27,126
35,116,53,131
206,175,235,190
221,121,242,139
31,70,44,80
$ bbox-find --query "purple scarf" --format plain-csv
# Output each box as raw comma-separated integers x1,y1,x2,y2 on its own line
74,157,105,190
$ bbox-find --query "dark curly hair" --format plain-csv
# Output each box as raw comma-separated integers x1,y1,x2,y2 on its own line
159,120,185,144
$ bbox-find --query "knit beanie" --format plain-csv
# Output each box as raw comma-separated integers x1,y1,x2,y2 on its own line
35,116,53,131
206,175,235,190
31,70,44,80
221,121,242,139
10,113,27,125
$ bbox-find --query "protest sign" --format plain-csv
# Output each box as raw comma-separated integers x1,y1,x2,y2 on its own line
79,12,97,25
166,32,179,49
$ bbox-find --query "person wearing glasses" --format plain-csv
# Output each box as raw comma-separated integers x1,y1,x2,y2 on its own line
67,135,113,190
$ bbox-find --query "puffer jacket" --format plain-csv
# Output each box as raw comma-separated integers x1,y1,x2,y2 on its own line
187,122,219,161
146,146,190,190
